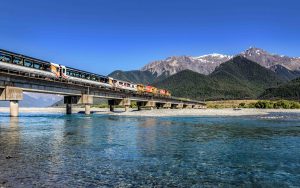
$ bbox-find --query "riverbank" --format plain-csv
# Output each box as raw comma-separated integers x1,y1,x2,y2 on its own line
1,107,300,117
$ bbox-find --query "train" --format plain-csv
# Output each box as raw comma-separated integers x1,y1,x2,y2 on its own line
0,49,171,97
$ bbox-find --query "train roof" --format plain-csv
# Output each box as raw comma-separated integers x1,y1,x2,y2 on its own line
0,49,51,65
1,49,142,86
0,49,109,79
66,66,109,79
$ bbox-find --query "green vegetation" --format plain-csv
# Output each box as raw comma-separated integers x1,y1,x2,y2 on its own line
154,56,284,100
206,100,258,108
207,99,300,109
260,78,300,100
239,100,300,109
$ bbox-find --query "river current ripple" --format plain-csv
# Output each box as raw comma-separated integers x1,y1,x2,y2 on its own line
0,113,300,187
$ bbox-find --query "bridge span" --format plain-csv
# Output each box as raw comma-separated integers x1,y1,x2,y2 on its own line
0,69,206,117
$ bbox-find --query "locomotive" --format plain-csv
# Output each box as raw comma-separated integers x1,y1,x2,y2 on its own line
0,49,171,97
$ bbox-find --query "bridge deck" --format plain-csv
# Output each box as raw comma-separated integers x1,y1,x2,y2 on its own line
0,68,205,105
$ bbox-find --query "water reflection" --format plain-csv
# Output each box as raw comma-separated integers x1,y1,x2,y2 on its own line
0,114,299,187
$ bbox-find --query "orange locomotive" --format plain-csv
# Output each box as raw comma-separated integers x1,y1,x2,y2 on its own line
137,84,171,97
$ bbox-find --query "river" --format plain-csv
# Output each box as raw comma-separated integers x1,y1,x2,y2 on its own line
0,113,300,187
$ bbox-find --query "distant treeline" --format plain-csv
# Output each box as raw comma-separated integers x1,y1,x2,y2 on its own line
239,100,300,109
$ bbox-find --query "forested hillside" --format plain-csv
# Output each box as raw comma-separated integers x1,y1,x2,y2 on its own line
154,56,284,100
260,78,300,100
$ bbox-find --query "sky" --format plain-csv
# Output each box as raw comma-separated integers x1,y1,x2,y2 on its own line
0,0,300,75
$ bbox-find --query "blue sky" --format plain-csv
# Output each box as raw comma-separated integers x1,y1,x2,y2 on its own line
0,0,299,75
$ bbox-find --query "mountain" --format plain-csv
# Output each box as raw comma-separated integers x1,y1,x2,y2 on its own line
141,54,233,77
260,78,300,100
0,93,62,107
153,56,284,100
139,47,300,81
108,70,157,84
241,47,300,71
270,64,300,81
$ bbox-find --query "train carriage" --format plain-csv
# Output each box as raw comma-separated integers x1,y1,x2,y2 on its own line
62,66,112,88
0,49,60,79
0,49,172,97
109,78,137,92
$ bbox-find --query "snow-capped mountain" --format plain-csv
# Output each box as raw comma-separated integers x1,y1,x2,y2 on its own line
141,47,300,77
241,47,300,71
141,53,233,76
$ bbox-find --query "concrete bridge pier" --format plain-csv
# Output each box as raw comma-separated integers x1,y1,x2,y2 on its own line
64,94,93,115
125,105,129,112
0,87,23,117
137,105,142,111
10,100,19,117
85,104,91,115
183,104,193,109
108,98,131,112
80,95,93,115
109,104,114,112
171,103,183,109
64,96,77,115
137,101,156,110
66,103,72,114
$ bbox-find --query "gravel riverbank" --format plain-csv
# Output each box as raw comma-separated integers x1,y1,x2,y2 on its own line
1,107,300,117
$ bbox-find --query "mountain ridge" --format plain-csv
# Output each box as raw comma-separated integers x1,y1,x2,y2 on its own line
153,56,284,100
109,47,300,85
140,47,300,79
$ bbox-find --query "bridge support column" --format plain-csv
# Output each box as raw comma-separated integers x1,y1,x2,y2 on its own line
10,101,19,117
137,101,156,110
108,98,130,112
64,96,79,115
85,104,91,115
109,105,114,112
0,87,23,117
66,104,72,114
171,103,183,109
80,95,93,115
137,105,142,111
183,104,193,109
162,102,171,109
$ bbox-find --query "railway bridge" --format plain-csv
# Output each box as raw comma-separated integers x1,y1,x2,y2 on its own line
0,70,206,117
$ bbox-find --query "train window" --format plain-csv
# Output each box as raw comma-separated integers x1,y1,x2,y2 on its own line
81,74,85,78
0,54,12,63
100,78,107,83
13,57,23,65
44,64,50,71
66,71,70,75
24,60,33,67
33,63,41,69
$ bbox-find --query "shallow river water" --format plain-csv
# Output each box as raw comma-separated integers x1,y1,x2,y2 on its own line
0,113,300,187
